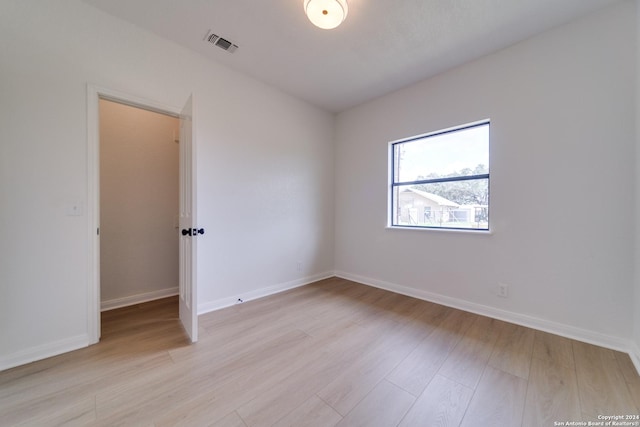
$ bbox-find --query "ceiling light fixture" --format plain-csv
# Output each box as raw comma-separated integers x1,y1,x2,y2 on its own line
304,0,348,30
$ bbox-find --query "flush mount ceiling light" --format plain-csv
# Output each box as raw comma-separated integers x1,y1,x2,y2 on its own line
304,0,348,30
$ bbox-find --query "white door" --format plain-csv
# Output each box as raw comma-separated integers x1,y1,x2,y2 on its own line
179,95,198,342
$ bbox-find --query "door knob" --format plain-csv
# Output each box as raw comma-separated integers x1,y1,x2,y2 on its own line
181,228,204,236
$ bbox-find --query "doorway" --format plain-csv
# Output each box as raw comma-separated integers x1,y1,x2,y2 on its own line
87,86,198,344
99,99,179,324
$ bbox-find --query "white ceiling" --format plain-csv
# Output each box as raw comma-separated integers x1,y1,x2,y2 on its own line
83,0,623,113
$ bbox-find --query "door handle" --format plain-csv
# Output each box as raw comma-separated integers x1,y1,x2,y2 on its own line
181,228,204,236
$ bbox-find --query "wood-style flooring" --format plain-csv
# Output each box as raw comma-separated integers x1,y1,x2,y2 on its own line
1,277,639,426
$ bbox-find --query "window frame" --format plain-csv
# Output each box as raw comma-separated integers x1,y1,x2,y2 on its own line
388,120,490,232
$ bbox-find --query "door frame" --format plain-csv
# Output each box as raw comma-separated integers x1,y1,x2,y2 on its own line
86,84,195,344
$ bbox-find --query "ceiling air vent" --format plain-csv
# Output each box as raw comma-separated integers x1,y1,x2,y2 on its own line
203,30,238,53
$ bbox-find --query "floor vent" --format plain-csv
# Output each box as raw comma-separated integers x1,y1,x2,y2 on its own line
203,30,238,53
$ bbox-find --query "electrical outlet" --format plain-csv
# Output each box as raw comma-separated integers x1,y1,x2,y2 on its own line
498,283,509,298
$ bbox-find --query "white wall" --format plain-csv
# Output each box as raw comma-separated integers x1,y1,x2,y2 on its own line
195,53,336,311
0,0,334,369
335,1,637,348
99,99,179,306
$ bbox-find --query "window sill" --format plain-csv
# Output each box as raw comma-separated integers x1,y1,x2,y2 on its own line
385,225,493,235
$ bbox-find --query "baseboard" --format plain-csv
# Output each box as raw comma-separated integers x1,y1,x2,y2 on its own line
9,273,636,374
0,334,90,372
335,270,635,357
101,287,179,311
198,271,335,315
629,343,640,375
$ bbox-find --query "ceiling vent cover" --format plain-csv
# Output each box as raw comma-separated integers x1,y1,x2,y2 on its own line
203,30,238,53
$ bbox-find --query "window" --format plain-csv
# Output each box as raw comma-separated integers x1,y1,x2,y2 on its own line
390,120,490,230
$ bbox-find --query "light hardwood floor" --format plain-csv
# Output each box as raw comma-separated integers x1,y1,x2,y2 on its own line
2,277,639,426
